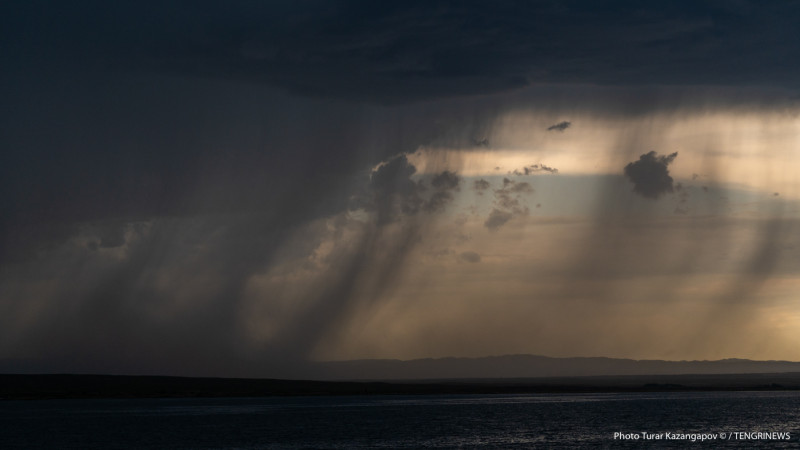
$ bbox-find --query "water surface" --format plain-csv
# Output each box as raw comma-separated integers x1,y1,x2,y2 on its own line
2,391,798,448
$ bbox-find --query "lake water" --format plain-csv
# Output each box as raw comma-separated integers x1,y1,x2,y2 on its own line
1,391,798,448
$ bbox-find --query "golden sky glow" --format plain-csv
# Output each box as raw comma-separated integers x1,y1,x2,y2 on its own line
411,108,800,199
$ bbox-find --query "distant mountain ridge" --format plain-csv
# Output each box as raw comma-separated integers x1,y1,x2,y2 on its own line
313,354,800,380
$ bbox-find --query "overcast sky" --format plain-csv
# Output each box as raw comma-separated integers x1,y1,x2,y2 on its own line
2,1,800,377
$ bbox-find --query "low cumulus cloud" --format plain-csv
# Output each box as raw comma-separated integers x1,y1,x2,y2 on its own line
503,179,534,195
365,155,424,223
511,164,559,175
459,251,481,263
424,190,456,214
623,151,679,199
424,170,461,214
673,183,690,214
484,178,534,231
485,209,514,231
430,170,460,191
547,121,571,132
495,178,534,208
360,157,461,221
473,179,491,192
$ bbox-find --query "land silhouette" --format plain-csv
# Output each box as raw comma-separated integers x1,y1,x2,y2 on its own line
3,355,800,400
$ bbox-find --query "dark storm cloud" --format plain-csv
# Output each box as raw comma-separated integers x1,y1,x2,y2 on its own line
86,221,128,249
0,150,462,376
547,121,571,132
4,1,800,103
0,81,362,263
0,65,466,266
2,0,799,376
0,67,461,375
0,215,297,376
623,151,679,199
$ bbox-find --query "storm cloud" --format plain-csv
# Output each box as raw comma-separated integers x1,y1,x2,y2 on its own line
2,1,800,377
4,1,800,104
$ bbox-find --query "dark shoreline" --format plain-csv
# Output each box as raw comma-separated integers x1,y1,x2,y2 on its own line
3,372,800,400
